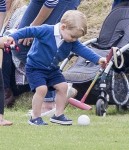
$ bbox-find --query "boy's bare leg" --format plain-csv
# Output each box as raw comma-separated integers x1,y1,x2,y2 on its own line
54,82,68,116
50,82,72,125
32,85,47,119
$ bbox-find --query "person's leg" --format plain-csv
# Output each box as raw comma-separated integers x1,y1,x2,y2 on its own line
32,86,47,119
2,51,14,107
28,85,48,125
50,82,72,125
41,90,55,113
0,50,12,126
0,69,4,115
47,69,72,125
54,82,68,116
26,67,48,125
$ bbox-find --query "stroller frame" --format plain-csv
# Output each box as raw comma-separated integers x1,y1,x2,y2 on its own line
95,43,129,116
63,39,129,116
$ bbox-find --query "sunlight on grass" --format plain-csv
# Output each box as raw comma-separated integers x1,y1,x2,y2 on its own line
1,105,129,150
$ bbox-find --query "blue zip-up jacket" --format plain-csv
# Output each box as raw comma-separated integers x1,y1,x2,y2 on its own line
10,24,101,70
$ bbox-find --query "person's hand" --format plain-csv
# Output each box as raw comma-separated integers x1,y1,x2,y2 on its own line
6,36,16,45
4,36,19,52
98,57,107,68
18,37,33,46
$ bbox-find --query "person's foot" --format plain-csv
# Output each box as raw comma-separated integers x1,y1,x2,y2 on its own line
0,119,13,126
28,117,48,126
50,114,72,125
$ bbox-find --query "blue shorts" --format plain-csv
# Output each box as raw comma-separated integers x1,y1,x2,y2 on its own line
25,68,66,92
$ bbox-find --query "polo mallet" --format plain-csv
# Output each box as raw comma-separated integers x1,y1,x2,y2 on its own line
68,48,113,110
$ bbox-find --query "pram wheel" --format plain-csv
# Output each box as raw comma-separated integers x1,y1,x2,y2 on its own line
116,104,129,111
96,99,107,116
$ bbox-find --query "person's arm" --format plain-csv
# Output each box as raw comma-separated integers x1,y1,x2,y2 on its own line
72,41,107,67
31,0,59,26
72,41,101,64
31,5,54,26
6,25,48,45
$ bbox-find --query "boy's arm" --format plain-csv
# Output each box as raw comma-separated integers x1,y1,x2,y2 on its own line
9,25,47,42
72,41,101,64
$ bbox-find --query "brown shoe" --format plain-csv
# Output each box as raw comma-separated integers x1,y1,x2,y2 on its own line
0,119,13,126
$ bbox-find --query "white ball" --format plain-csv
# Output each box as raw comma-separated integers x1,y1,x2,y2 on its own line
77,115,90,126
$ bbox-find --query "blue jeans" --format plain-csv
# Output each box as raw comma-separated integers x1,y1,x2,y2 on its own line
13,0,80,101
112,0,129,9
0,69,4,114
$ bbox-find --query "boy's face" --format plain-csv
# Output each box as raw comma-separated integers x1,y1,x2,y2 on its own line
60,24,83,42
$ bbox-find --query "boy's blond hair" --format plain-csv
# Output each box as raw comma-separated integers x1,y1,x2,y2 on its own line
60,10,87,36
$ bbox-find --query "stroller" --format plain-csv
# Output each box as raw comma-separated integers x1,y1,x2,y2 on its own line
63,2,129,116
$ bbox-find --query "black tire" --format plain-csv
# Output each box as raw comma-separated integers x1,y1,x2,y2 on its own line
116,104,129,111
96,99,107,116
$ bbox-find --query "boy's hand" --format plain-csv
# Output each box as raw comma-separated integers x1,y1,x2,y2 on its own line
98,57,107,68
6,36,16,45
4,36,19,52
18,38,33,46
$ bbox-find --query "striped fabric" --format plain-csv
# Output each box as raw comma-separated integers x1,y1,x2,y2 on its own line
6,6,27,31
44,0,59,8
0,0,6,12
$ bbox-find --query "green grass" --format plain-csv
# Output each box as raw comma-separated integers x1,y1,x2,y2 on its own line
1,105,129,150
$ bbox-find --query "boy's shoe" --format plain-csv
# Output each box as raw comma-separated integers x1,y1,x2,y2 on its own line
50,114,72,125
28,117,48,126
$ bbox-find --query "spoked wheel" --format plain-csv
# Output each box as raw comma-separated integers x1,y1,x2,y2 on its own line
96,99,107,116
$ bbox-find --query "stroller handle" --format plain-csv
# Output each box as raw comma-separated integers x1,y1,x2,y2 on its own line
104,44,129,74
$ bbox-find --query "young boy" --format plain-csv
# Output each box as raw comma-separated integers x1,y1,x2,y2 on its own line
6,10,106,126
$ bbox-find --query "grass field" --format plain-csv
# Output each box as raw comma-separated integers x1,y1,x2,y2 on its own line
1,0,129,150
1,105,129,150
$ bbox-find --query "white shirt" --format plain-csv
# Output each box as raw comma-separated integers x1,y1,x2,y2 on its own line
54,23,64,48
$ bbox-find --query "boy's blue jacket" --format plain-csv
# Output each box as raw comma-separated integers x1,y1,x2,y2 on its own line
10,24,101,70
